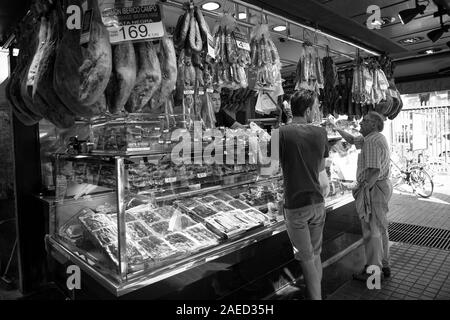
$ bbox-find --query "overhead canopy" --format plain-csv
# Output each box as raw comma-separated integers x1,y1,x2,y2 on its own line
397,77,450,95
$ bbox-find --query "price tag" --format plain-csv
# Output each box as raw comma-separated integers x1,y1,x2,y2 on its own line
234,165,243,172
165,177,177,183
206,88,214,93
102,4,164,44
184,89,195,95
207,33,215,59
198,90,205,96
235,31,250,51
197,172,208,178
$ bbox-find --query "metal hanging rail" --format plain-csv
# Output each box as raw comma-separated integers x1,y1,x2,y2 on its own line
164,0,359,60
229,0,380,57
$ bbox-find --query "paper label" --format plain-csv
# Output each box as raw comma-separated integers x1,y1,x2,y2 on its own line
102,4,164,44
184,89,195,95
207,33,215,59
206,88,214,93
165,177,177,183
235,31,250,51
197,172,208,178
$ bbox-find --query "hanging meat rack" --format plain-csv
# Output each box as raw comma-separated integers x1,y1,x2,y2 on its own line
162,0,381,61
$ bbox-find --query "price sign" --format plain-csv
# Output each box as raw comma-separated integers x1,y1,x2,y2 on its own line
234,31,250,51
184,89,195,95
206,88,214,93
197,172,208,178
165,177,177,183
207,33,215,59
102,4,164,44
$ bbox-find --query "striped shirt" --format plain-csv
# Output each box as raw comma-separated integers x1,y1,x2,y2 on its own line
354,131,390,183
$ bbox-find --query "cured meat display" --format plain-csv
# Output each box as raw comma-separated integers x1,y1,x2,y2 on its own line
295,45,324,95
249,23,282,91
213,13,250,90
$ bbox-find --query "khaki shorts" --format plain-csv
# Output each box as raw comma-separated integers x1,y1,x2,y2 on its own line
284,202,326,262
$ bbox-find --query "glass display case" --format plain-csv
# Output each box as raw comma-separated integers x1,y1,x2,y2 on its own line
46,123,357,297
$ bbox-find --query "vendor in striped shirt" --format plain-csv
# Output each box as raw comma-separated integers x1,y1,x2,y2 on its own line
329,111,393,282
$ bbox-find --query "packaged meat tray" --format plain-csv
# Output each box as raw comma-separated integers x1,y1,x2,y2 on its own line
138,236,180,260
79,213,112,232
164,232,201,252
198,195,219,203
108,212,137,224
205,215,244,239
213,191,235,202
152,206,180,220
135,210,161,226
92,227,118,247
191,204,217,219
176,198,201,210
185,224,220,246
243,208,269,224
149,220,170,236
127,221,154,240
180,214,197,228
228,199,252,210
209,200,235,213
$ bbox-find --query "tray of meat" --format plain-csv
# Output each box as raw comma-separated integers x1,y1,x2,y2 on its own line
153,206,181,220
198,195,219,203
165,232,201,252
204,215,244,239
79,213,112,232
191,204,217,219
185,224,220,246
176,198,201,210
92,227,118,247
228,199,252,210
209,200,235,213
244,208,270,224
227,210,260,228
149,220,170,236
213,192,235,202
127,221,154,240
180,214,197,228
138,236,180,261
136,211,161,226
108,212,137,224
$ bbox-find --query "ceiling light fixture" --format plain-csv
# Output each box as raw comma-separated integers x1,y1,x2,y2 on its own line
398,36,424,44
272,25,287,32
418,48,443,54
398,0,427,24
201,2,221,11
427,14,450,42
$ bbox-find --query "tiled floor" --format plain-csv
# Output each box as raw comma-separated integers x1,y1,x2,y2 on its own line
327,242,450,300
388,175,450,229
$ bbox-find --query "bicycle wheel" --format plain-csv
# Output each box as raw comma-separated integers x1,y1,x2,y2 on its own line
409,168,434,198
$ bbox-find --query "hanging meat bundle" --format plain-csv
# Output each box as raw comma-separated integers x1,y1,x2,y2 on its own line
322,56,339,116
249,23,282,92
213,13,250,90
173,2,216,127
294,45,324,96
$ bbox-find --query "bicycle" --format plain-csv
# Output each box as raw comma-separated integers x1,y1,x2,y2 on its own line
390,158,434,198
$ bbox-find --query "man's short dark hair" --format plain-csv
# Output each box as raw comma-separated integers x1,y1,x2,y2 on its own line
290,89,317,117
367,111,385,132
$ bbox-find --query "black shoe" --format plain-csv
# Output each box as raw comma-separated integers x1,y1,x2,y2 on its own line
382,267,391,278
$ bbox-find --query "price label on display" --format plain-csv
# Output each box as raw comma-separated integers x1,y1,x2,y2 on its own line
207,33,215,58
234,31,250,51
102,4,164,44
165,177,177,183
197,172,208,178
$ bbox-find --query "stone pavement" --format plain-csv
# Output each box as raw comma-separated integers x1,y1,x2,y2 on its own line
326,173,450,300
